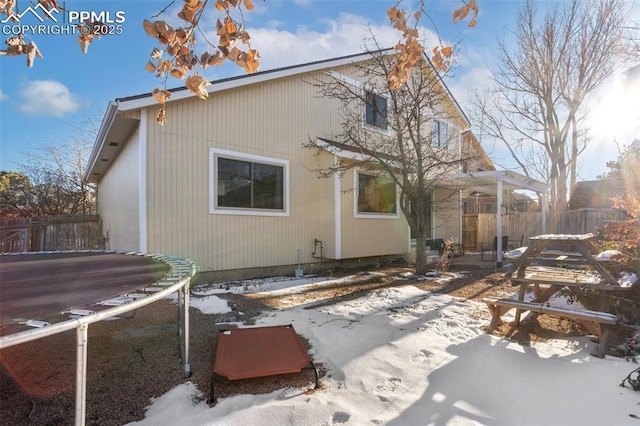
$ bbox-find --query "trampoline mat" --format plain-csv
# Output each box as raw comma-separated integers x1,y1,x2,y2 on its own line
214,325,312,380
0,252,169,328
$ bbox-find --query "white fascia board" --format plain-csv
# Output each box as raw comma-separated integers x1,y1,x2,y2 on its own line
449,170,549,193
116,52,382,112
315,139,370,162
84,101,119,180
498,172,549,193
325,70,365,89
315,139,405,170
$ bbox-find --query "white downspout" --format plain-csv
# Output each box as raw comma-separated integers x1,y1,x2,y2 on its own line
139,110,147,252
333,155,341,259
459,190,463,244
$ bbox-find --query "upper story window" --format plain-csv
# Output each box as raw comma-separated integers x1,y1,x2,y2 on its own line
210,148,289,216
355,171,398,218
365,91,388,130
432,120,449,148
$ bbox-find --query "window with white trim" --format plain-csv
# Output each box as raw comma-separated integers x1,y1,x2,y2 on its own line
356,171,397,216
365,91,388,130
432,120,449,148
211,149,288,216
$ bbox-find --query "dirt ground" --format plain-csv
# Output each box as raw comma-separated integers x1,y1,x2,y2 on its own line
0,264,630,425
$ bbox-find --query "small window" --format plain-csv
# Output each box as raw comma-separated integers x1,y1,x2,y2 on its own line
432,120,448,148
484,203,494,213
365,91,388,130
356,172,397,216
211,149,288,216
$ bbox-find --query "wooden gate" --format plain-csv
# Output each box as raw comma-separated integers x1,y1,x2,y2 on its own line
462,215,477,251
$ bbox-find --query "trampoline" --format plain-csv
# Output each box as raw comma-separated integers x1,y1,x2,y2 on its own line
209,324,319,403
0,250,196,426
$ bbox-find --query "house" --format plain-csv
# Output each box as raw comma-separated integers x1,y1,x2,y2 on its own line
85,50,486,279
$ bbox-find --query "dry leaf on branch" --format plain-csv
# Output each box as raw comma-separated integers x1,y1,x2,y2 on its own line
38,0,64,11
156,106,167,126
170,66,187,79
185,73,211,99
152,88,172,105
1,0,18,22
143,0,263,122
24,40,42,67
200,51,224,68
178,0,203,24
145,60,157,73
0,36,43,67
452,0,478,27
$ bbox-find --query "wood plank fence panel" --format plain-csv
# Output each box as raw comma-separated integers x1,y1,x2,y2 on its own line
0,215,105,253
474,209,627,252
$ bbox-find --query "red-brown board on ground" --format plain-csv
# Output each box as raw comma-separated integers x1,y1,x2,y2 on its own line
214,325,312,380
0,252,168,332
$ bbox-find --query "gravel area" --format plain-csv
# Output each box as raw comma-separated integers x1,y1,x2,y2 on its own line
0,264,625,425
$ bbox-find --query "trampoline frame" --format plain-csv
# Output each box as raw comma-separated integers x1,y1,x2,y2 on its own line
0,250,197,426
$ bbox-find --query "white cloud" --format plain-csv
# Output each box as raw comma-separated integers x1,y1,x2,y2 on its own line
201,13,440,74
19,80,79,117
0,90,7,101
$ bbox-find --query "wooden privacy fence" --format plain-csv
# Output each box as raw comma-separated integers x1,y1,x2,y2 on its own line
472,209,628,251
0,215,105,253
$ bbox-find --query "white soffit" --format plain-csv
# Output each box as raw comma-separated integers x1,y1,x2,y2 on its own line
447,170,549,194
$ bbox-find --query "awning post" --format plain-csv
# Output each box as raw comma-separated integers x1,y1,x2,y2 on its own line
496,179,503,267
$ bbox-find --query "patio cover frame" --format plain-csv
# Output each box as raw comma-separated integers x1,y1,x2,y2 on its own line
445,170,550,266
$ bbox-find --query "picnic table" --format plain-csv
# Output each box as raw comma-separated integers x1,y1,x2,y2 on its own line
486,233,629,357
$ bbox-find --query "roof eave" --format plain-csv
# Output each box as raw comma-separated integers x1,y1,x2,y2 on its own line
116,50,394,112
84,101,119,182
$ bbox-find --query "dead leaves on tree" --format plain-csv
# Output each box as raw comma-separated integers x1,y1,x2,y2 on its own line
387,0,478,87
452,0,478,27
144,0,262,125
0,35,42,67
0,0,104,62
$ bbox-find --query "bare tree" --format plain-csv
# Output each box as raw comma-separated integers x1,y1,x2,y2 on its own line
0,127,97,218
474,0,635,211
306,47,474,274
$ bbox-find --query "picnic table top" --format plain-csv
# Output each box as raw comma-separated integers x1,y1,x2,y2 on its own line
529,233,594,241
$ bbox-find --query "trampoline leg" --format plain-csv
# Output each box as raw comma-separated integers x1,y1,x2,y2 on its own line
75,323,89,426
178,281,191,377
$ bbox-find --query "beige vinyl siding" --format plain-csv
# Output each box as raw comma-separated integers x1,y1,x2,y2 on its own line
120,60,462,272
143,71,343,271
339,168,409,259
97,126,141,251
432,187,461,242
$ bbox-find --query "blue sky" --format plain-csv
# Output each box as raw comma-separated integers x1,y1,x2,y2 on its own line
1,0,638,180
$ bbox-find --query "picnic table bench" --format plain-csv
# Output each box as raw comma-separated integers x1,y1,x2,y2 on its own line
484,297,618,357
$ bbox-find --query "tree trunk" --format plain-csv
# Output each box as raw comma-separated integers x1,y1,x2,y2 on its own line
415,232,430,275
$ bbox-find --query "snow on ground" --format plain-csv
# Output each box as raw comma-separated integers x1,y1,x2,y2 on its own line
132,274,640,426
